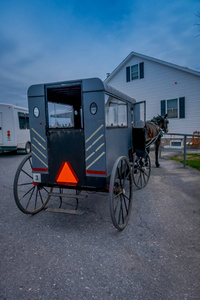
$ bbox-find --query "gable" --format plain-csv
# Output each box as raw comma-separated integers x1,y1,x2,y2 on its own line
105,52,200,83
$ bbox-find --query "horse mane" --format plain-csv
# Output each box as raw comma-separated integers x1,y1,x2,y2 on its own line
150,115,162,124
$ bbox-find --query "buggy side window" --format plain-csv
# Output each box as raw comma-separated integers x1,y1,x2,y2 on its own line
105,95,127,127
48,102,74,128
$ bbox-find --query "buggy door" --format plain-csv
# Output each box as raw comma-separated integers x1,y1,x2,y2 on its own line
46,83,86,186
132,101,146,155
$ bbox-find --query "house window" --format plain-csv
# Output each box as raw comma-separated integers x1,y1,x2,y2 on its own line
161,97,185,119
105,95,127,127
167,99,178,118
126,62,144,82
131,65,138,80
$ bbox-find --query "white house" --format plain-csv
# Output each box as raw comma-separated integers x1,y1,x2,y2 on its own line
105,52,200,138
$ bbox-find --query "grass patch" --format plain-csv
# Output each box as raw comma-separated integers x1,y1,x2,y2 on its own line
171,154,200,171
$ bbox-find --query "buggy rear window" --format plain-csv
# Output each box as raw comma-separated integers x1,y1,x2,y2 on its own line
46,84,82,129
48,102,74,128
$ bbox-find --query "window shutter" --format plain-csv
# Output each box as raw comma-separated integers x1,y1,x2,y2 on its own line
179,97,185,118
139,62,144,79
161,100,166,116
126,66,130,82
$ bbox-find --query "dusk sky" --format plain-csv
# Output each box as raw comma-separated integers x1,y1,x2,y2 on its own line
0,0,200,107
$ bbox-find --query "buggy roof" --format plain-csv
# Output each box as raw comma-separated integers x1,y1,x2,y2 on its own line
28,78,136,104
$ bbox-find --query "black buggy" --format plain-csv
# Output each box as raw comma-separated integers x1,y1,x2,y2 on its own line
13,78,150,230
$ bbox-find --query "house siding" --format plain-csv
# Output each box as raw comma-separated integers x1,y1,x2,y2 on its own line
106,56,200,135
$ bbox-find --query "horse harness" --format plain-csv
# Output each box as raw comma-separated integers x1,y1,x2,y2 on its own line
145,121,163,149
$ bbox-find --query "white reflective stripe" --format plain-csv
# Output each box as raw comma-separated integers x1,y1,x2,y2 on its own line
32,151,48,168
33,137,46,150
86,151,95,161
95,143,104,152
86,152,105,170
32,144,47,158
86,134,104,152
85,143,105,162
86,124,104,143
31,128,46,142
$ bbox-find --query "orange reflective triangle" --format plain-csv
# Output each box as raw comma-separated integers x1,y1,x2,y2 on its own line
56,162,79,185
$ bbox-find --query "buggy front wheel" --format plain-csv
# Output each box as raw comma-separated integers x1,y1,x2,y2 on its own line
13,154,51,214
132,152,151,189
109,156,133,230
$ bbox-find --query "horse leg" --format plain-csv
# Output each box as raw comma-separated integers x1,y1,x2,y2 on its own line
155,140,160,167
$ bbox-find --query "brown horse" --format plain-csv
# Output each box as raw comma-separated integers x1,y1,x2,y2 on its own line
146,114,168,167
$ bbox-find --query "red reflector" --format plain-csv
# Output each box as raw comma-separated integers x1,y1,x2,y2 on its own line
56,162,79,185
7,130,10,137
86,170,106,175
32,168,48,172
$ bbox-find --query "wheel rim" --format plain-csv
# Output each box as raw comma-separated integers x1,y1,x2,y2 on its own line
109,156,133,230
13,154,51,214
133,152,151,189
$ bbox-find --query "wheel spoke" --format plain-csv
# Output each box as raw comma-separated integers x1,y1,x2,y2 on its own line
142,172,147,184
42,187,49,194
19,186,35,201
122,195,129,214
14,154,51,214
18,182,33,186
118,199,122,225
110,156,133,230
123,193,130,202
114,195,121,214
34,188,38,210
136,172,142,186
120,197,125,224
133,153,151,189
21,168,33,180
113,191,123,200
38,189,44,205
26,187,35,209
28,157,33,169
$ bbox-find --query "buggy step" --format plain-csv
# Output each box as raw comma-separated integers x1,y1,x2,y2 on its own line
45,207,85,215
49,192,88,199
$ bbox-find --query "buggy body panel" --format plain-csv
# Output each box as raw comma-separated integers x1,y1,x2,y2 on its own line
28,78,136,190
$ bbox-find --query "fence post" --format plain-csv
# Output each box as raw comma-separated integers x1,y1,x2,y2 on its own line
184,135,187,168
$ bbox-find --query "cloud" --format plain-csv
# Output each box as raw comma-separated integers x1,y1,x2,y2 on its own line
0,0,199,107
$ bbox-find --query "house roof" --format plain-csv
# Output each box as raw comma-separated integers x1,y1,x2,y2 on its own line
104,51,200,82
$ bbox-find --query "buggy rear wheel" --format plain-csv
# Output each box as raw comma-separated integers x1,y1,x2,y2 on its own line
132,152,151,189
13,154,51,214
109,156,133,231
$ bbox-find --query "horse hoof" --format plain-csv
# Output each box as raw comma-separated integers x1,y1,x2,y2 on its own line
156,164,160,168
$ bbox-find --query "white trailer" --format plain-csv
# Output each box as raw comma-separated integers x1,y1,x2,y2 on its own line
0,103,31,153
